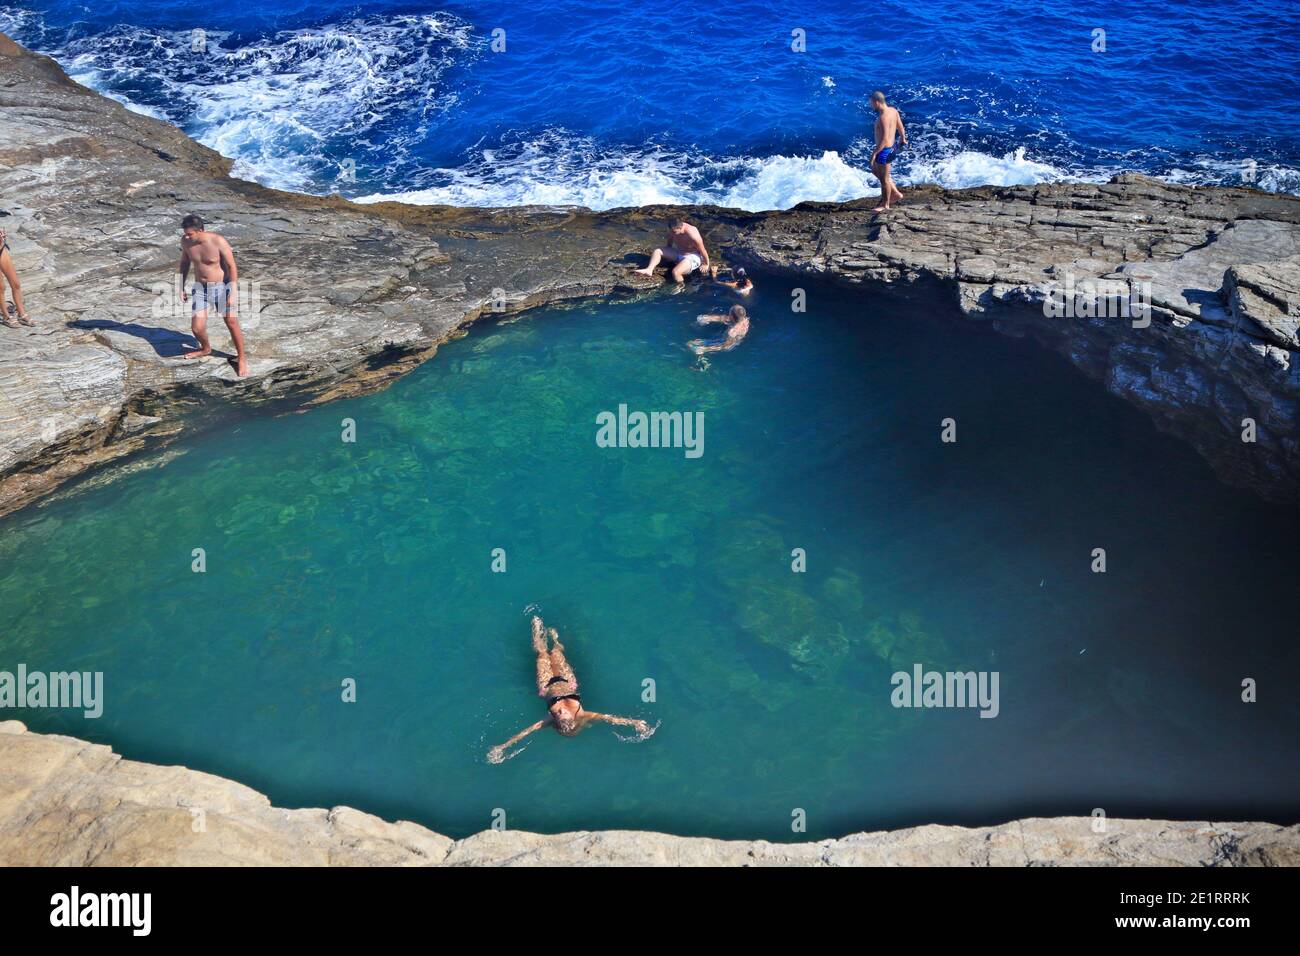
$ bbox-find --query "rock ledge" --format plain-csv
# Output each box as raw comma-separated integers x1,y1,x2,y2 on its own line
1,722,1295,866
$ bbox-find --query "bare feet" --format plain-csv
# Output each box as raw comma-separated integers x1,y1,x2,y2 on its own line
235,356,249,377
182,347,212,359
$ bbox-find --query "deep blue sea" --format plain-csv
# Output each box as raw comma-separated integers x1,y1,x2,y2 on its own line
3,0,1298,208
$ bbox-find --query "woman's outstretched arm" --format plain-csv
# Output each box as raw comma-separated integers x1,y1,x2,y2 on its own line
583,712,651,734
689,335,742,355
487,718,550,763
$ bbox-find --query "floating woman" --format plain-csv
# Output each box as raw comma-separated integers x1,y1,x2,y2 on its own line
487,616,653,763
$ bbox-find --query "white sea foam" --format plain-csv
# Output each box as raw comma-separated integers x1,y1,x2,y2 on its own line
354,133,1083,212
0,8,37,35
905,145,1072,189
121,101,168,121
185,17,473,189
3,12,476,193
719,151,881,208
1162,157,1300,194
357,142,888,212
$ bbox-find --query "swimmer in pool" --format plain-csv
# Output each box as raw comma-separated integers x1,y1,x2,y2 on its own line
713,266,754,295
688,304,749,354
487,615,652,763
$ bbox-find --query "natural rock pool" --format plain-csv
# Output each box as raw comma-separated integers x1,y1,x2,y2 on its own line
3,275,1298,841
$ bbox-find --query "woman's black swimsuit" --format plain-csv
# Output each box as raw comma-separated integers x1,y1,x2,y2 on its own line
545,675,581,705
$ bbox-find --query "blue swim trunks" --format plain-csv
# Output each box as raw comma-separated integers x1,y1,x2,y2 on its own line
875,147,896,165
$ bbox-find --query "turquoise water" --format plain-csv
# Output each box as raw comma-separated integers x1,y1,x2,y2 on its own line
3,276,1298,840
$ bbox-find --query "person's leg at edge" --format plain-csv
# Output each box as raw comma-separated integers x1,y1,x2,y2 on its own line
0,272,11,327
885,163,903,205
185,298,212,359
223,310,249,377
0,249,29,322
872,162,891,210
635,246,668,276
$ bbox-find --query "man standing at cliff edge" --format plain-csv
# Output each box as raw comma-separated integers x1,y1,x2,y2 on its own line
870,90,908,212
178,214,248,377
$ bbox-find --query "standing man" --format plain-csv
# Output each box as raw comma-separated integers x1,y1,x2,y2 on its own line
869,90,908,211
178,214,248,377
634,217,711,284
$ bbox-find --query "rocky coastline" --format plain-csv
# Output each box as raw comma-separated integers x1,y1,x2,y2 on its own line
2,722,1296,866
2,34,1298,866
2,34,1299,516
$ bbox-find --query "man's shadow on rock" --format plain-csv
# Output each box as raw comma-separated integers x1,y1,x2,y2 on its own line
69,319,234,361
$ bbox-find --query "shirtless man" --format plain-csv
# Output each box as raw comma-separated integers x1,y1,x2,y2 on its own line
689,304,749,354
178,214,248,376
869,90,908,211
634,217,710,284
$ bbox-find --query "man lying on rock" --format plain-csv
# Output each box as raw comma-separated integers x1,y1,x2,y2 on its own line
634,216,711,284
178,214,249,377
